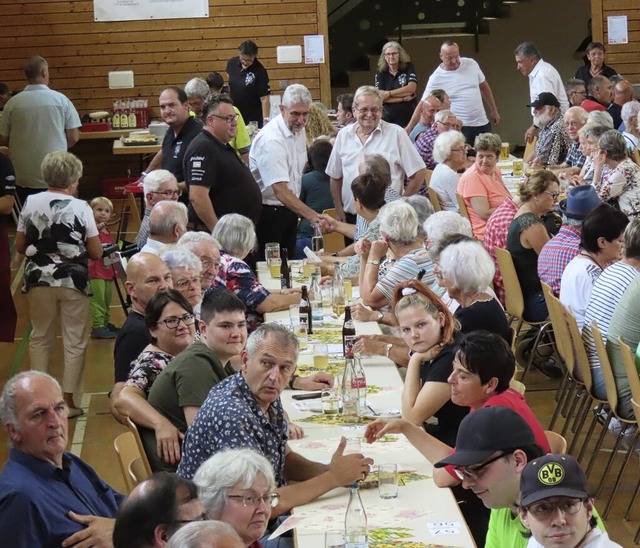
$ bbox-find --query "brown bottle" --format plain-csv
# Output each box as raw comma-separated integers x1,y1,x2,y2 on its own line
280,248,291,289
342,306,355,357
299,285,313,335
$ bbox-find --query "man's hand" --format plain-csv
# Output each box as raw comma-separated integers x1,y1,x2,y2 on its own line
350,303,377,322
62,512,115,548
353,335,386,357
525,125,538,144
155,420,184,465
328,437,374,486
490,111,501,126
295,372,334,391
364,418,410,443
288,422,305,439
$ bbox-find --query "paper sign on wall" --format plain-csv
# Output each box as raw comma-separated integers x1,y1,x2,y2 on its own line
94,0,208,22
304,35,325,64
607,15,628,45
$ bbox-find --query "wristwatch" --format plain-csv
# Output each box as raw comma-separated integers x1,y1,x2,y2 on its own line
376,311,384,322
367,259,380,265
385,344,393,359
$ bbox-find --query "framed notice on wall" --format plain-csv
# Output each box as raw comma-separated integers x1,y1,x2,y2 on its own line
94,0,208,22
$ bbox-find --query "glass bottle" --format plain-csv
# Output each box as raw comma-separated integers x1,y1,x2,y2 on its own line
342,306,355,357
345,483,368,547
299,285,312,335
309,273,323,327
353,356,367,413
312,220,323,253
280,248,291,289
341,356,358,417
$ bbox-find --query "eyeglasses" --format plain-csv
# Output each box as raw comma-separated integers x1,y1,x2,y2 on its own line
437,121,456,129
441,55,460,61
450,146,466,153
525,498,585,520
286,110,310,119
151,189,182,198
544,191,560,200
564,121,582,127
384,52,400,57
158,313,196,329
210,113,239,123
571,90,587,96
354,107,381,116
228,492,280,508
175,276,201,290
454,451,511,481
200,258,221,271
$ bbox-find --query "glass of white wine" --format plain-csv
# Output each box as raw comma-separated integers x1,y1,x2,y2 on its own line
332,284,346,316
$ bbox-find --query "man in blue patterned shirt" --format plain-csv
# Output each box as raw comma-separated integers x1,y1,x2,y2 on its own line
177,323,372,517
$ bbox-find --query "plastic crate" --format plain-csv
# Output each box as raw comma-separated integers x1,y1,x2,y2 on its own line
100,177,139,199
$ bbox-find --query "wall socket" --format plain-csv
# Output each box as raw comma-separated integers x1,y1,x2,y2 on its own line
279,80,288,90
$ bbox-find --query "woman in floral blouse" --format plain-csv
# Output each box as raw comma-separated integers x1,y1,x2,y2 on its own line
212,214,299,333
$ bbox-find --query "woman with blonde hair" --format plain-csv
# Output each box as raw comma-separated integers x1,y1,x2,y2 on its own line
374,41,417,127
304,103,335,144
392,280,468,446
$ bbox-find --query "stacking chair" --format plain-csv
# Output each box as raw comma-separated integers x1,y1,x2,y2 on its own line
113,431,140,493
564,309,609,459
494,247,551,382
541,282,585,433
544,430,568,454
589,321,638,515
427,186,443,213
455,194,470,221
128,457,149,487
321,208,346,254
126,417,153,479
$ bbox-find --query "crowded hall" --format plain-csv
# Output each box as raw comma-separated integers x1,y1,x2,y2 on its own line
2,0,640,546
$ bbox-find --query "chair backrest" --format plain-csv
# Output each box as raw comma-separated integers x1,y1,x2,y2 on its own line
455,193,470,221
618,336,640,409
126,417,153,478
565,307,594,392
321,208,346,254
510,378,526,395
541,282,576,378
590,320,620,414
128,457,149,487
113,431,139,493
632,398,640,427
427,186,443,213
544,430,568,454
523,137,538,162
494,247,525,321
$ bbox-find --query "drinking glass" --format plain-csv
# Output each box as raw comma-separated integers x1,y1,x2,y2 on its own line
378,463,399,499
265,243,281,278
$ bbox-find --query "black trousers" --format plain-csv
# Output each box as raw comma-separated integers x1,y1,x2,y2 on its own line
257,205,298,261
461,123,491,147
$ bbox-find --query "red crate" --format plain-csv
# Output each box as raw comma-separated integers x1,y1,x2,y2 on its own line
100,177,139,199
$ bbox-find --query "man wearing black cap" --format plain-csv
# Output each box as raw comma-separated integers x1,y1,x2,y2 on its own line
526,92,571,167
518,454,619,547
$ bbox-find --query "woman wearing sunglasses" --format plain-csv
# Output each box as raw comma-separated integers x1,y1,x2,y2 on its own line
114,289,196,471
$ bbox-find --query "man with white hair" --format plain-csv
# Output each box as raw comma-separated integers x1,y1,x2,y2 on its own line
136,170,181,249
549,106,588,181
327,85,426,225
184,77,210,121
415,109,458,170
167,521,243,548
140,201,188,254
525,93,571,167
178,231,222,292
0,371,122,546
250,83,320,259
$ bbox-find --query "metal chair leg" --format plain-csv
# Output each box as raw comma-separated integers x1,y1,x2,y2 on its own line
603,430,639,519
595,424,629,499
585,412,613,477
549,378,574,431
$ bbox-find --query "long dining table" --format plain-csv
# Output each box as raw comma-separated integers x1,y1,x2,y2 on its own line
257,262,476,547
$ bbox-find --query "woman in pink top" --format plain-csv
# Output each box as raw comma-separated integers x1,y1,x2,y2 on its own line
457,133,510,240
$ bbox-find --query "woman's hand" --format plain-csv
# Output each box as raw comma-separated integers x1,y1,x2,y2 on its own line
409,345,443,365
156,420,184,465
369,240,389,261
281,287,301,295
357,238,371,259
350,303,377,322
353,335,386,357
364,418,409,443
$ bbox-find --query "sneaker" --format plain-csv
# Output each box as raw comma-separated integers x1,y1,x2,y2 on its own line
91,327,116,339
67,407,84,418
531,353,564,379
106,323,121,334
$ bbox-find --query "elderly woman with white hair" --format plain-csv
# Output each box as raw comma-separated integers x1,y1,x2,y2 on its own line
166,521,244,548
436,238,510,341
178,231,222,292
136,169,182,249
212,214,299,333
194,448,278,547
160,248,203,317
359,200,435,309
621,100,640,151
429,130,468,211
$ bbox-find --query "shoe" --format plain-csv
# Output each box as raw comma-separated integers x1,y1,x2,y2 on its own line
106,323,120,334
515,337,535,368
531,353,564,379
67,407,84,418
91,327,116,339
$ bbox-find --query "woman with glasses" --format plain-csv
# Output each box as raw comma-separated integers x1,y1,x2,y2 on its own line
430,130,469,211
374,41,417,127
161,248,203,318
194,448,278,547
114,290,196,471
506,171,561,323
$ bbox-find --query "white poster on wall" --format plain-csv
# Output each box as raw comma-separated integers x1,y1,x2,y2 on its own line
607,15,628,44
94,0,208,22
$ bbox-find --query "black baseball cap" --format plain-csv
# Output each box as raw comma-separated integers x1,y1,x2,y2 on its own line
527,92,561,109
520,454,589,507
434,407,536,468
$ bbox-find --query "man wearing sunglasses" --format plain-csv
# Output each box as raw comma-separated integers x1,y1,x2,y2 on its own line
517,454,620,547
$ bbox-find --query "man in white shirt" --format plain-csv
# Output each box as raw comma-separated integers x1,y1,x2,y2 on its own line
0,56,81,204
327,85,426,223
250,84,319,260
421,40,500,145
514,42,570,144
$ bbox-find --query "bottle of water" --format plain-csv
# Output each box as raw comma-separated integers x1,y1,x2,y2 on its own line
341,356,359,416
345,483,368,547
309,273,323,327
353,356,367,413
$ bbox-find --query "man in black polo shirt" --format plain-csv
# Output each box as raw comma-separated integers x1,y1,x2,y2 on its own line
184,94,262,231
142,87,201,199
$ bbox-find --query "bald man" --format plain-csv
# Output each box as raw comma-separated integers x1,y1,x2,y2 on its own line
139,201,188,254
110,252,173,423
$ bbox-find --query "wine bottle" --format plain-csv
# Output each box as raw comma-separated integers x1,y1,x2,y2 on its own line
341,357,358,417
353,356,367,412
342,306,356,357
309,273,323,327
299,285,312,335
345,483,368,547
280,248,291,289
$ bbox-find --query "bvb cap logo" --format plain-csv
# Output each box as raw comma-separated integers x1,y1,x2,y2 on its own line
537,462,565,486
